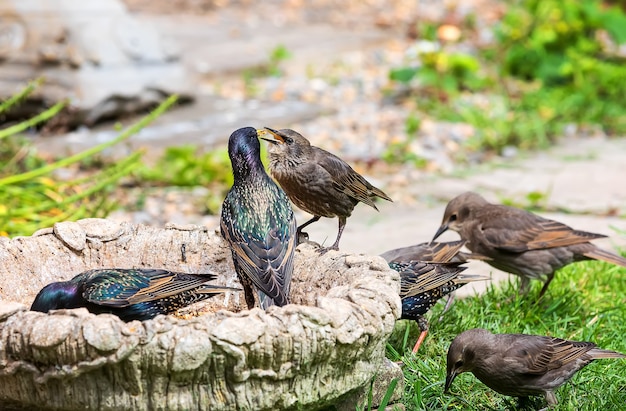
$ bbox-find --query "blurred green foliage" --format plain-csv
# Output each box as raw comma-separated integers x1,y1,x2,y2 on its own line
136,146,233,214
0,80,177,236
388,0,626,157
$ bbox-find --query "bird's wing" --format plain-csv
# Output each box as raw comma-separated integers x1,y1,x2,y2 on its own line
82,269,217,307
396,262,466,298
477,211,605,253
315,149,391,207
503,335,595,374
221,205,296,304
382,241,467,263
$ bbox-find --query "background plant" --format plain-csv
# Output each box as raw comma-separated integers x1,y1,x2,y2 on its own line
388,0,626,158
0,81,177,236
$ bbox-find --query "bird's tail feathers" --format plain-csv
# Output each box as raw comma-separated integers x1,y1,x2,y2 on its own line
371,186,393,202
583,247,626,267
588,348,626,359
258,290,289,310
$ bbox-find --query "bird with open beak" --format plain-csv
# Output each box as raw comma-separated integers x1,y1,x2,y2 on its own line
260,127,392,253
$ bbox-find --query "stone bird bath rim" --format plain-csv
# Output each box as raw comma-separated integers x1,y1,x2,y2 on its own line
0,218,401,411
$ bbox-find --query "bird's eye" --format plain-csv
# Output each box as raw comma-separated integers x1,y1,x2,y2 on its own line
284,137,293,144
455,360,463,368
449,214,457,222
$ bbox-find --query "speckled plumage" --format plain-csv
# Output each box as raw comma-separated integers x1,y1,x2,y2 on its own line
261,127,392,253
221,127,297,310
433,191,626,297
30,268,236,322
387,260,486,353
446,328,626,407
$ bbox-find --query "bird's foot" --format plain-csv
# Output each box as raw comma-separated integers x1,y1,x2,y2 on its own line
316,245,339,255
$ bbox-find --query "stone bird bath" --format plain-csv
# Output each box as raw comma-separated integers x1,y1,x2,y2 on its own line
0,219,402,410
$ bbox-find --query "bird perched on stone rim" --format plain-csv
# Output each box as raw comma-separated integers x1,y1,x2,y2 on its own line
432,191,626,298
30,268,238,322
221,126,297,310
387,260,487,353
445,328,626,408
260,127,392,254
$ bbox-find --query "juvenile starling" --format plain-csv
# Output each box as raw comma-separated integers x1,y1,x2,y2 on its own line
261,127,392,253
445,328,626,408
389,261,486,353
433,191,626,297
30,268,237,322
221,127,297,310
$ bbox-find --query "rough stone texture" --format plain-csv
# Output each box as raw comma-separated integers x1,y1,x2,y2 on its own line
0,218,402,410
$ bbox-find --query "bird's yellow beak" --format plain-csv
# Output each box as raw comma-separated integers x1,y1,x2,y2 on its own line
258,127,285,144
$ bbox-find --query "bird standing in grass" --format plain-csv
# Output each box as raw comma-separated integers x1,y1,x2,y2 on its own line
221,127,297,309
445,328,626,408
30,268,237,322
387,260,486,353
261,127,392,253
433,191,626,298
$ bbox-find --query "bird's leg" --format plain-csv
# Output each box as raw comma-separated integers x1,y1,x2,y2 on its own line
438,292,456,322
240,277,256,310
411,316,429,353
296,216,321,244
519,277,531,295
317,216,346,254
543,390,557,409
538,273,555,299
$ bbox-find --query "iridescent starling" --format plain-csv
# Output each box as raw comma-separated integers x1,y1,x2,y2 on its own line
433,191,626,298
30,268,237,322
381,240,489,328
261,127,392,253
445,328,626,408
389,261,486,353
221,127,297,310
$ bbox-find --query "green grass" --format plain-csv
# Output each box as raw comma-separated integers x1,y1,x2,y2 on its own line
388,258,626,410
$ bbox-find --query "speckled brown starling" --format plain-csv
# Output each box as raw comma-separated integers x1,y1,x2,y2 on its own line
221,127,297,310
30,268,237,322
445,328,626,408
433,191,626,297
261,127,392,253
389,261,486,353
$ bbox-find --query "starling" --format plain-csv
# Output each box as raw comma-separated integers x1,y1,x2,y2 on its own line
433,191,626,297
389,261,486,353
30,268,237,322
221,127,297,310
381,240,478,264
261,127,392,253
445,328,626,408
382,240,489,326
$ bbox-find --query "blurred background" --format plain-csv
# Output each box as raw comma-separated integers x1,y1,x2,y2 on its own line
3,3,626,410
1,0,625,249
